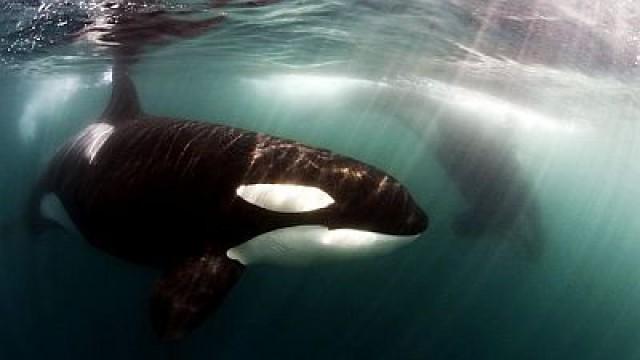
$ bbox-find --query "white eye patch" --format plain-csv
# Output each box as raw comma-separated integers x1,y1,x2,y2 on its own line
236,184,335,213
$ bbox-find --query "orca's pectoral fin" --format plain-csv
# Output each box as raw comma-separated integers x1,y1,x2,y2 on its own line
150,253,244,341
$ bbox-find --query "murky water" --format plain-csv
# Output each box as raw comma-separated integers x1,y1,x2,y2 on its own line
1,1,640,359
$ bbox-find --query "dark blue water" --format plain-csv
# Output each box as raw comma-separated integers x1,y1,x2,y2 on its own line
1,1,640,359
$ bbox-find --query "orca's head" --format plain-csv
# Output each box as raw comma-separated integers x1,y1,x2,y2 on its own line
225,138,428,266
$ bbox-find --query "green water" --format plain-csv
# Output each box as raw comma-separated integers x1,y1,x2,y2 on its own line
2,1,640,359
2,64,640,359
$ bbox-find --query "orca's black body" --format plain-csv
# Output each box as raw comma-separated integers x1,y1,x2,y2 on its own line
28,66,427,339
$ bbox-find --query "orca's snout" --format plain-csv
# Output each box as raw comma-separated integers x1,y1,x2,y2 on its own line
385,183,428,236
404,196,428,235
328,175,428,237
369,176,428,236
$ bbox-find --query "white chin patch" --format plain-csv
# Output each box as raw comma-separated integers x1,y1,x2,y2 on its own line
40,193,81,236
226,226,417,266
236,184,334,213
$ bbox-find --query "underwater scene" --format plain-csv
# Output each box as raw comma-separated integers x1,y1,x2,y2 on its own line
1,0,640,359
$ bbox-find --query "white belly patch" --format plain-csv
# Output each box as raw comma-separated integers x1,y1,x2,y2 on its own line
226,225,417,266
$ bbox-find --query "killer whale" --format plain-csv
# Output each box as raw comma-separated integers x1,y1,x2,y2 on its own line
27,63,428,340
246,75,546,259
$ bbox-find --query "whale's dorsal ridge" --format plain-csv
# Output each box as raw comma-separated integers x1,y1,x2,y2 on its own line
101,64,143,125
150,253,244,341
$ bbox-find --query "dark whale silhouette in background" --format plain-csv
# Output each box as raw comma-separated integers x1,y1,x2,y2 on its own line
434,112,542,259
25,2,427,340
290,78,545,259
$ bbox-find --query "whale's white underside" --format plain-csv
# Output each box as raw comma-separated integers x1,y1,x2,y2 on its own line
227,226,417,266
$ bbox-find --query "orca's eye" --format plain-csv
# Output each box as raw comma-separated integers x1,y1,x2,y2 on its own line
236,184,335,213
